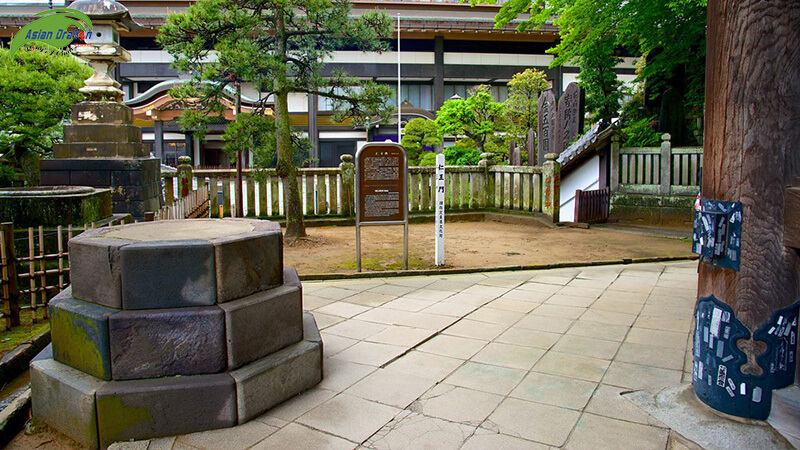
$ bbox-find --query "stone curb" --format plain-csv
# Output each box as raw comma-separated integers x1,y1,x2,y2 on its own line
0,330,52,447
297,255,700,281
271,211,557,228
0,388,30,448
0,329,51,387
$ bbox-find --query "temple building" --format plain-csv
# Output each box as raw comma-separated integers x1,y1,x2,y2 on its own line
0,0,638,167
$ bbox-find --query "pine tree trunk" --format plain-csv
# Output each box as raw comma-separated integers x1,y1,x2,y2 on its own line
275,11,306,239
275,90,306,239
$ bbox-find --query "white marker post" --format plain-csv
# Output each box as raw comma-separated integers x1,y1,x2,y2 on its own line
435,153,445,266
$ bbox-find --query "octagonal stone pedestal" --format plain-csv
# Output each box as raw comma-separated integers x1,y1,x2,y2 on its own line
31,219,322,449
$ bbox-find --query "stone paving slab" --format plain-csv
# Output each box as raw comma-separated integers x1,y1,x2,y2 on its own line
110,261,736,450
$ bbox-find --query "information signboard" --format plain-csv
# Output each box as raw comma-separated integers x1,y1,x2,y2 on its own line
357,144,407,223
355,143,409,271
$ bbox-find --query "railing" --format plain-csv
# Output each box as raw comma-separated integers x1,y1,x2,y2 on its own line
153,182,210,220
574,188,610,224
0,219,127,330
162,159,552,220
611,133,702,197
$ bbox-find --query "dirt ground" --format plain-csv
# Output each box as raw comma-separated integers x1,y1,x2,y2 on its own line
284,218,693,275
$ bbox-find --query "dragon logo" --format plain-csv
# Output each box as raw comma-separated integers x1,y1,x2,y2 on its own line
9,8,93,57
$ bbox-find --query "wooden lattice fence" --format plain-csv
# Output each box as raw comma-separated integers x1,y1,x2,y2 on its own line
0,219,125,330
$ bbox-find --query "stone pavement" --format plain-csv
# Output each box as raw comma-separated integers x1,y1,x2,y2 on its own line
119,261,700,450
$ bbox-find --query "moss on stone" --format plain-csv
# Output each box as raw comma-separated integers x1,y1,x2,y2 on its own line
96,393,154,447
50,303,112,380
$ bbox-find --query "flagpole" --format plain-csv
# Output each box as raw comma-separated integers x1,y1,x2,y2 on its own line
397,13,401,143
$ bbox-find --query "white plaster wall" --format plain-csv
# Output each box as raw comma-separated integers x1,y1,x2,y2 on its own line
559,154,600,222
288,93,308,113
444,53,553,67
324,51,433,65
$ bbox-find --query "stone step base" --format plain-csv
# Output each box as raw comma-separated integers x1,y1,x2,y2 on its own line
30,313,323,449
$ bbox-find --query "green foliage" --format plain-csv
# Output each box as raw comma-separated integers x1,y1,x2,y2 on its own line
159,0,394,236
417,152,437,166
0,47,90,185
577,35,625,125
401,118,442,165
444,145,482,166
622,117,660,147
478,0,707,123
0,162,18,188
435,87,508,152
158,0,394,122
506,68,550,155
619,80,657,147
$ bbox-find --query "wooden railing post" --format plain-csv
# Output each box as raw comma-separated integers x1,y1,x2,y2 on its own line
659,133,672,195
164,176,175,206
479,152,494,208
542,153,561,223
610,134,621,194
339,154,355,217
1,223,20,329
177,156,193,199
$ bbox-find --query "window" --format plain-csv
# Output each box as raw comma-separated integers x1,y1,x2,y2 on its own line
319,84,433,111
444,84,508,102
385,84,433,110
162,142,186,167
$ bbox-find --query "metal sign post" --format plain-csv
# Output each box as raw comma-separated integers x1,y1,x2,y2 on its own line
435,153,445,266
355,143,409,272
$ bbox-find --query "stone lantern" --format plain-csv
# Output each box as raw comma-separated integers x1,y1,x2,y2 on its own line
68,0,140,102
39,0,163,220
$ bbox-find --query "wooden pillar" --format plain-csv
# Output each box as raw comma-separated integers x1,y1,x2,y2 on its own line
434,36,445,111
308,94,320,167
1,223,20,329
658,133,671,195
339,154,355,217
696,0,800,414
609,135,621,194
154,120,164,162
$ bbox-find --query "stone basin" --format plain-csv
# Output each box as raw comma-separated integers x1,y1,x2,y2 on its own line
0,185,111,227
0,185,95,196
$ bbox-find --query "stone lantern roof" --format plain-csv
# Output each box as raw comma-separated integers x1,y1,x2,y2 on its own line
68,0,141,31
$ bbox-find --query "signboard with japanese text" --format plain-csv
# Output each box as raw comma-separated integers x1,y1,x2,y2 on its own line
356,143,408,224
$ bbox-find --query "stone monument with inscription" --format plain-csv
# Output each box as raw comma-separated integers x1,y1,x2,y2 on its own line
537,90,557,165
38,0,161,220
30,219,322,448
555,83,585,154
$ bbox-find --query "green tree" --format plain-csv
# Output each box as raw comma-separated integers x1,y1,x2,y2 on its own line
158,0,393,239
435,86,507,152
505,68,550,160
0,47,91,186
479,0,707,135
577,34,624,125
400,118,442,165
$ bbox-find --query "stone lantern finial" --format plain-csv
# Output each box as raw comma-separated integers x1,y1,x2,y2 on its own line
68,0,141,102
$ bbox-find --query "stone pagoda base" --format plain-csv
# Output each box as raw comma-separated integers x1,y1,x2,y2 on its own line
31,219,322,449
39,102,161,221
